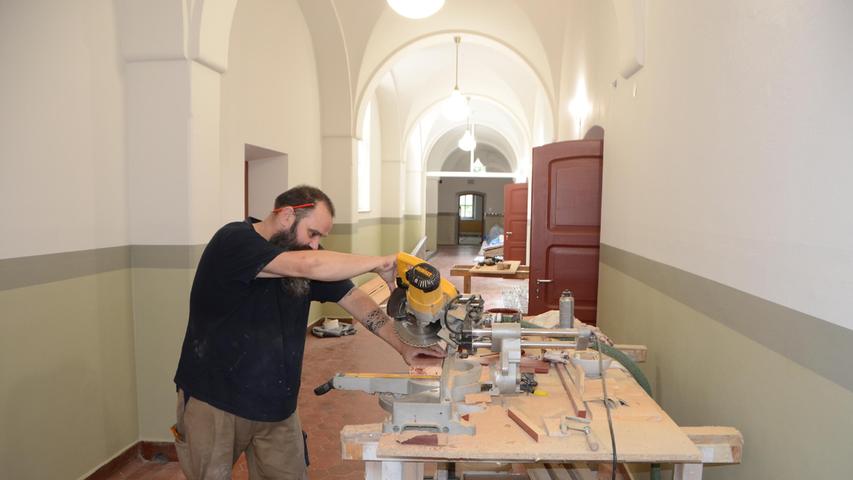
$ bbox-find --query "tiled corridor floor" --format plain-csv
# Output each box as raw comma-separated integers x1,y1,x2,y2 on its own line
103,246,525,479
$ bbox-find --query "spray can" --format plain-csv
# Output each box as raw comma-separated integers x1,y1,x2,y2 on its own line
559,290,574,328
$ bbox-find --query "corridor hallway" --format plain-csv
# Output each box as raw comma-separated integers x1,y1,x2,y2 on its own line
99,246,526,479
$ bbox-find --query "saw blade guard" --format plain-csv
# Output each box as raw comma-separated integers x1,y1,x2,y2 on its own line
394,252,458,319
389,252,461,346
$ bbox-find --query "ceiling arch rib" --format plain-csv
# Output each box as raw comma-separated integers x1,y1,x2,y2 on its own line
354,32,553,144
355,0,558,114
414,96,528,175
427,125,515,173
440,144,513,174
297,0,354,136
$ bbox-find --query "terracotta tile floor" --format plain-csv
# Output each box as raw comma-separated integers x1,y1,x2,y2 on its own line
104,246,523,479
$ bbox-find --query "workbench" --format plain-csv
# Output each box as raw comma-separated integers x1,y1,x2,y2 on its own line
449,263,530,294
340,338,742,479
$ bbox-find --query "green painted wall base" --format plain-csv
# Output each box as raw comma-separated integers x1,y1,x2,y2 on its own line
597,259,853,479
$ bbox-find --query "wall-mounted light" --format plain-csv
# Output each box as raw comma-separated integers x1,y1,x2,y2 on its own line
568,79,592,138
443,36,470,121
387,0,445,19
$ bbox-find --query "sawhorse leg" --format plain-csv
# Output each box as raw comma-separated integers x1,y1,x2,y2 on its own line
364,460,424,480
674,463,703,480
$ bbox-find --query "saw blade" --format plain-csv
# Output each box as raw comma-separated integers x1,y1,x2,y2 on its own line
394,315,442,347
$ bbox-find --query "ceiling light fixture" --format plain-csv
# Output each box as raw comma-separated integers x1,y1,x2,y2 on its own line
387,0,445,19
458,126,476,152
443,36,470,121
458,111,476,152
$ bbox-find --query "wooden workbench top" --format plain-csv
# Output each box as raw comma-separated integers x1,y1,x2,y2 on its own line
373,366,702,464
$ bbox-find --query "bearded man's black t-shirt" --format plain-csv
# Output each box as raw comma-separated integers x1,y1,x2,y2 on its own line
174,219,354,421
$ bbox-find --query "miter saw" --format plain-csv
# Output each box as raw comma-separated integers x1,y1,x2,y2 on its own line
315,252,594,435
386,251,484,349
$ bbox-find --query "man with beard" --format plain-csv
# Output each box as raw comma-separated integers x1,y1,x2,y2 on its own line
173,185,444,480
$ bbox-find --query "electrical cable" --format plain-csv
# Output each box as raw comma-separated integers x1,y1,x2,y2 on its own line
588,342,661,480
595,333,617,480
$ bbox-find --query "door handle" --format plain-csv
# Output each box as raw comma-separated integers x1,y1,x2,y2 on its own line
505,231,512,236
534,279,552,300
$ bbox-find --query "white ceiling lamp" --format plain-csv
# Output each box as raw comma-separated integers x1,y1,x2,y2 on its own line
442,36,470,121
387,0,445,19
458,120,476,152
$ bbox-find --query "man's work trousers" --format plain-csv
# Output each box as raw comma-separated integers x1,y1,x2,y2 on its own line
175,391,307,480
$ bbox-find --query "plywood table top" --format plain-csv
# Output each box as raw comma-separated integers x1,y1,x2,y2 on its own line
373,366,702,464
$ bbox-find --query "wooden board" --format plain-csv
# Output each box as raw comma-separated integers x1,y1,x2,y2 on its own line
470,260,521,275
357,275,391,305
681,426,743,464
483,244,504,258
375,365,701,463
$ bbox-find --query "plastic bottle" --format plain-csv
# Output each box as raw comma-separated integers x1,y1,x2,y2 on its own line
559,290,574,328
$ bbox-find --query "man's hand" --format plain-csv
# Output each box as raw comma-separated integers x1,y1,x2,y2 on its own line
398,343,446,367
338,287,447,368
373,253,397,291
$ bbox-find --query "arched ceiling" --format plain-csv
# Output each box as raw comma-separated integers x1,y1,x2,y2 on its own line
426,124,515,173
416,96,527,170
295,0,569,179
440,143,513,173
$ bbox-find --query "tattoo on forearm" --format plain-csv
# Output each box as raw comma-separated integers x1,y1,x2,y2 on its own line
363,308,389,333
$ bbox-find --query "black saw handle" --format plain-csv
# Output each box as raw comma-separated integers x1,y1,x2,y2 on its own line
313,378,335,396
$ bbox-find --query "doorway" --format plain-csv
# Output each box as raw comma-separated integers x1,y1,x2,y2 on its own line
244,144,288,219
457,192,485,245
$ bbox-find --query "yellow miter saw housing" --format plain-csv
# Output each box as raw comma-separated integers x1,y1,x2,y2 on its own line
387,252,483,348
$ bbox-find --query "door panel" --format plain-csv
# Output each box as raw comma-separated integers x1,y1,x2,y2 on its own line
529,140,603,324
552,159,602,227
538,246,599,320
503,183,528,262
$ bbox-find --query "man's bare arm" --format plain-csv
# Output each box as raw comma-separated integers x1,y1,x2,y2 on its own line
259,251,396,287
337,287,445,366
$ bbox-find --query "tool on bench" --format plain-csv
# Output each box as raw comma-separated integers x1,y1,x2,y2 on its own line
316,252,596,435
561,416,600,451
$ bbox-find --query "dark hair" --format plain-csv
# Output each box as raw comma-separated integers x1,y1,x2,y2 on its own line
274,185,335,220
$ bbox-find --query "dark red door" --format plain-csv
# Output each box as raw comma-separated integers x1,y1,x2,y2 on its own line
503,183,527,262
528,140,603,324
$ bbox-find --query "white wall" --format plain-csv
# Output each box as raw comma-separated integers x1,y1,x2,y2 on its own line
220,0,323,222
0,2,139,478
0,0,128,259
358,98,383,219
570,0,853,331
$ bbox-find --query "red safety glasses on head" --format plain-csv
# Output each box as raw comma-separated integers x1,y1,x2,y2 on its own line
272,203,315,214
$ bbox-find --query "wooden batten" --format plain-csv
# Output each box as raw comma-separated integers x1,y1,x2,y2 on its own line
612,344,648,363
681,426,743,464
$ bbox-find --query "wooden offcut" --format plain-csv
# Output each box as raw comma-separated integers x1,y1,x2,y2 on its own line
555,363,587,418
507,408,544,442
471,260,521,275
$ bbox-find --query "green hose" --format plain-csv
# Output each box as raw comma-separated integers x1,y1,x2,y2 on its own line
520,321,662,480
